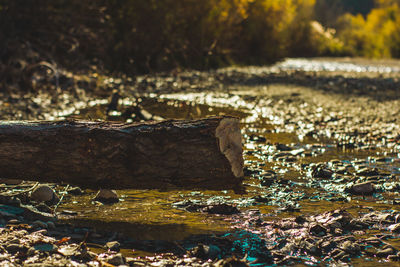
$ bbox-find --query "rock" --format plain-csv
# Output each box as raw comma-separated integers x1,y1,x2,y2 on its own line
7,219,20,224
376,247,396,257
276,143,292,151
27,247,37,256
35,202,52,213
356,168,379,177
295,215,307,224
340,240,361,255
309,223,328,236
30,185,59,204
67,187,84,195
327,220,342,230
46,221,56,230
312,164,333,179
32,220,48,229
349,182,375,195
8,238,20,244
203,204,240,215
106,253,126,266
189,244,221,260
6,244,26,253
93,189,119,203
214,257,249,267
105,241,120,252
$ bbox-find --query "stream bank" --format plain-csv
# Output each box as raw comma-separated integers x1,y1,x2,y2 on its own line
1,58,400,266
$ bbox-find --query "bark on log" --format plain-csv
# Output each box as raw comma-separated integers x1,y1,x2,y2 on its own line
0,117,243,190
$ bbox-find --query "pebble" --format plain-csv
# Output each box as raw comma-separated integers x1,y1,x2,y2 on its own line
203,203,240,215
68,187,84,195
312,165,333,179
309,223,327,236
8,238,20,244
6,244,25,253
106,253,126,266
35,202,53,213
349,182,375,195
30,185,59,203
46,221,56,230
340,240,360,254
32,220,48,229
376,247,396,257
105,241,120,252
93,189,119,203
356,168,380,177
7,219,20,224
27,247,37,257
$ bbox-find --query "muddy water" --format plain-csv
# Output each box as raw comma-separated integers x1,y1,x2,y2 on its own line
59,59,400,265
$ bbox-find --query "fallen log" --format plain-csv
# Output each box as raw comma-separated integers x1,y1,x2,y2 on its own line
0,117,243,190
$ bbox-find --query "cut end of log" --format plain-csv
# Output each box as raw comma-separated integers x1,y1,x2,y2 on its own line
215,117,244,178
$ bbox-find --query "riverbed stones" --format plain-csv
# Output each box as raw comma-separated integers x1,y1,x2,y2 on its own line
357,168,380,177
93,189,119,203
376,246,397,258
348,182,375,195
389,223,400,233
312,164,333,179
106,241,120,252
30,185,59,204
32,220,47,229
105,253,126,266
1,60,400,266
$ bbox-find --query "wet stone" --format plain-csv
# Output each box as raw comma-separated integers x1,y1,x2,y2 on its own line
46,221,56,230
105,241,120,252
189,244,221,260
30,185,59,204
8,238,20,244
390,223,400,233
67,187,84,195
309,223,328,236
214,257,248,267
106,253,126,266
320,240,337,252
6,244,26,253
312,164,333,179
249,135,267,143
376,247,396,258
276,143,293,151
260,177,275,186
7,219,20,224
339,240,361,255
295,215,307,224
35,202,52,213
93,189,119,204
348,182,375,195
203,204,240,215
357,168,380,177
32,220,47,229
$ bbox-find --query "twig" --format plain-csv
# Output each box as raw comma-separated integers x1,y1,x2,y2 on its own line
53,184,70,213
1,182,39,197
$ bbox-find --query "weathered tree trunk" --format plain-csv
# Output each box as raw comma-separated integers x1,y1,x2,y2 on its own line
0,117,243,190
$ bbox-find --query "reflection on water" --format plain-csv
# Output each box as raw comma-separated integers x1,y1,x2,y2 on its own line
62,92,400,263
275,58,400,73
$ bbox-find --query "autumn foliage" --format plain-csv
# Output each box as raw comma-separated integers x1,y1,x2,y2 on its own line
1,0,400,75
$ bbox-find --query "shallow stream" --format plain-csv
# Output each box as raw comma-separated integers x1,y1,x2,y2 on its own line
59,58,400,265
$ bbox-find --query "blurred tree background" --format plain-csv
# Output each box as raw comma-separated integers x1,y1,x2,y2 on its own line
1,0,400,76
